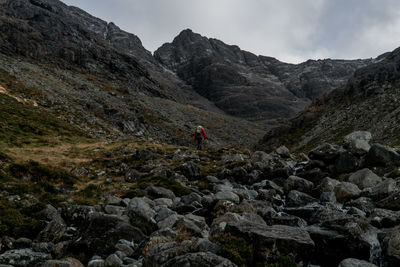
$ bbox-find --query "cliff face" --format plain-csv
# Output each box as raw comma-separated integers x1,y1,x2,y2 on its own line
259,47,400,152
155,29,372,123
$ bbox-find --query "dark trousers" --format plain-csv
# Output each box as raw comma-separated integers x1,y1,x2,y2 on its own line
196,137,203,150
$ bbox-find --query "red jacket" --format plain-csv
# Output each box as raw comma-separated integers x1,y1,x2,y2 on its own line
193,127,207,140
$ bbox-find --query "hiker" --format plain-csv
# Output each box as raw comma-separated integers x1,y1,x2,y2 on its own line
193,125,207,150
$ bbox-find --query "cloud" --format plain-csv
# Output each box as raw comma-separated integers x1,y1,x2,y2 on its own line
62,0,400,63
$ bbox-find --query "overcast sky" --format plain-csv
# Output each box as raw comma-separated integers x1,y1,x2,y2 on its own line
62,0,400,63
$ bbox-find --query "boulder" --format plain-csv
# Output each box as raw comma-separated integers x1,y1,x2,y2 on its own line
377,193,400,211
146,186,176,200
104,254,123,267
0,249,50,267
334,182,361,202
71,212,146,257
335,152,360,174
366,144,400,167
363,178,397,201
178,161,200,179
286,190,318,207
126,197,156,224
345,197,375,214
382,226,400,266
369,208,400,228
42,258,84,267
347,169,382,190
338,258,377,267
161,252,237,267
315,177,341,195
284,175,314,194
308,143,344,163
223,222,315,262
215,191,240,204
344,131,372,154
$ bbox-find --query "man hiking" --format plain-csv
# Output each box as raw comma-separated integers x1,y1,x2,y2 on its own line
193,125,207,150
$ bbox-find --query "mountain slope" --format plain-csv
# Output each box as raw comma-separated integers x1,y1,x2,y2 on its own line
0,0,266,147
259,47,400,152
155,29,372,124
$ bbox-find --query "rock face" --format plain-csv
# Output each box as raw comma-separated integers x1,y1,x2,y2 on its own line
259,46,400,152
155,29,371,122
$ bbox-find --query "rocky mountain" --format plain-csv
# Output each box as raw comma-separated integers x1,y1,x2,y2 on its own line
0,0,266,147
259,46,400,152
155,29,372,123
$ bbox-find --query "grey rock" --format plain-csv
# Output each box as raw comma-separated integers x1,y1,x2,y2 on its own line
161,252,237,267
320,192,337,203
363,178,397,201
348,168,382,189
309,143,344,162
346,197,375,214
334,182,361,202
215,191,240,204
178,161,200,179
344,131,372,154
0,249,50,267
286,190,318,207
104,254,123,267
338,258,377,267
315,177,341,195
284,175,314,194
366,144,400,167
146,186,176,200
126,197,156,224
71,212,146,257
88,258,105,267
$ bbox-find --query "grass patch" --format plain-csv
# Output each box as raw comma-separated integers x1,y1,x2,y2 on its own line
9,160,76,185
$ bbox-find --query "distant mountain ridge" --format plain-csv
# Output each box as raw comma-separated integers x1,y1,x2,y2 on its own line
155,29,372,123
259,46,400,151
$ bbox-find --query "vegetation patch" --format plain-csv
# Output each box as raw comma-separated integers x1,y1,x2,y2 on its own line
9,160,77,185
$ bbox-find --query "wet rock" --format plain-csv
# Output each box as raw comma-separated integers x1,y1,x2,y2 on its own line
162,252,237,267
0,248,50,267
348,169,382,190
284,175,314,194
334,182,361,202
